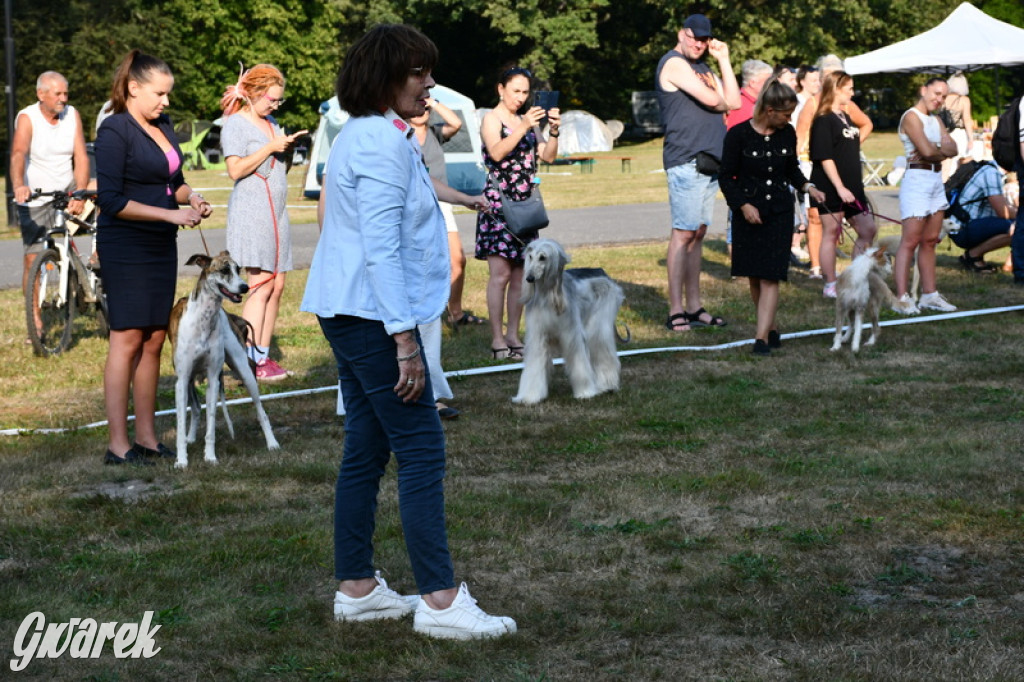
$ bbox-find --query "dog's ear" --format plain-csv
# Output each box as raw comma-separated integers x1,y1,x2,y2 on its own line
552,263,566,315
520,277,534,305
186,254,212,269
872,248,888,267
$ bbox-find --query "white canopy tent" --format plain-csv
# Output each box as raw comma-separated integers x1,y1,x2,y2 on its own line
304,84,486,198
555,110,618,155
845,3,1024,75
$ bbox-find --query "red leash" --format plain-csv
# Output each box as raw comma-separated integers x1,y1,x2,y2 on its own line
853,198,901,226
247,158,281,292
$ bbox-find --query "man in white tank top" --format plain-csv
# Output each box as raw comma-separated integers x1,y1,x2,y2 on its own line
9,71,89,305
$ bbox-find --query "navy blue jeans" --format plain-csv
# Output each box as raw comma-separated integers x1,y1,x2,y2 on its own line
317,315,454,595
950,216,1013,251
1012,160,1024,281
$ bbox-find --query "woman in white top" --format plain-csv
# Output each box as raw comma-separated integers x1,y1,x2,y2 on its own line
892,78,958,315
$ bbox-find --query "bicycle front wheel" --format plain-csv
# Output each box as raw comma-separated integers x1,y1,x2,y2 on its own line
94,278,110,339
25,249,76,356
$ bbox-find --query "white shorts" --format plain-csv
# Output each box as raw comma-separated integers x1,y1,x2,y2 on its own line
899,169,948,220
440,201,458,233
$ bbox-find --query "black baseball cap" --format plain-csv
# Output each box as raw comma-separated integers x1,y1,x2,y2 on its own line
683,14,713,39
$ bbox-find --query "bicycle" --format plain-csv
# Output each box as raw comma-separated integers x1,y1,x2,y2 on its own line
23,189,109,356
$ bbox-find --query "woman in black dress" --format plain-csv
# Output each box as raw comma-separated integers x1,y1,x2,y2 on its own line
808,71,877,299
94,51,212,464
720,77,825,355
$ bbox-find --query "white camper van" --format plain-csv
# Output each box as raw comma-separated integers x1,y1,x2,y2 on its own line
303,84,486,199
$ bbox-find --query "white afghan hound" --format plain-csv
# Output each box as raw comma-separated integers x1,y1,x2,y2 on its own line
513,239,624,405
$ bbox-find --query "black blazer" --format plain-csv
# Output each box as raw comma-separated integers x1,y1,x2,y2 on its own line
95,111,185,232
719,121,808,217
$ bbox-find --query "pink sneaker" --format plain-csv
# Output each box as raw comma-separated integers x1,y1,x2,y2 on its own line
264,358,293,376
255,358,288,382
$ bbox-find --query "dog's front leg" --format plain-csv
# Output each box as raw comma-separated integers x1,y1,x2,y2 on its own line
202,365,220,464
187,382,201,444
225,332,279,451
174,370,191,469
512,337,550,405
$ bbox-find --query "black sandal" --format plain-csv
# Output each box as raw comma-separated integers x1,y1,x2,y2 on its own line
665,313,691,332
684,307,727,328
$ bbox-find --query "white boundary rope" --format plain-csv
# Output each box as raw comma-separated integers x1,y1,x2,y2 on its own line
3,303,1022,436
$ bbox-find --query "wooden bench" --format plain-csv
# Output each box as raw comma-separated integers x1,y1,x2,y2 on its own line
540,155,634,173
541,156,595,173
603,155,635,173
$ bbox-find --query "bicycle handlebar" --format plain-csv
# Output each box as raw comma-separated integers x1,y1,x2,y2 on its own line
27,188,99,209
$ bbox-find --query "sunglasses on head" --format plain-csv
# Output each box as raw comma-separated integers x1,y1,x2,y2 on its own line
502,67,532,80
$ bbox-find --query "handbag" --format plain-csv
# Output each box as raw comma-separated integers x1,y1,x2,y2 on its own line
496,180,549,238
695,151,721,176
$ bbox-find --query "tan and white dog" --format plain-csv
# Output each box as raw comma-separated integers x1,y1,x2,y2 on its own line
168,251,279,468
831,247,894,353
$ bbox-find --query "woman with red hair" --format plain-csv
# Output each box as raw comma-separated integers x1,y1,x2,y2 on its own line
220,64,306,380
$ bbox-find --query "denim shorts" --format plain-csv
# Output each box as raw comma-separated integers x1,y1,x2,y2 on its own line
667,160,717,231
899,169,948,220
18,203,54,253
949,216,1013,250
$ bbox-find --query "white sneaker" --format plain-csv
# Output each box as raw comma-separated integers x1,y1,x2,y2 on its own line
793,246,810,260
891,293,920,316
918,291,957,312
334,571,419,622
413,582,517,640
808,266,823,280
823,281,837,299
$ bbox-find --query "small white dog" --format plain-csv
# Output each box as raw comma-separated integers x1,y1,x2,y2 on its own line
831,246,894,353
168,251,280,468
513,239,624,404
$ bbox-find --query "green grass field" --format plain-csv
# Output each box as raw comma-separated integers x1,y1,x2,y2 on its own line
1,132,1022,680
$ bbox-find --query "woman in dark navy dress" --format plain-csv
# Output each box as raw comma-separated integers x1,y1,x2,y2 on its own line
720,78,825,355
94,51,212,465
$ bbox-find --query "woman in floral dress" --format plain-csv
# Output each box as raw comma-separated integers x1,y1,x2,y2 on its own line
476,67,560,359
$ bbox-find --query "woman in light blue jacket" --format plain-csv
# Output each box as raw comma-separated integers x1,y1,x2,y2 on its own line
301,24,515,641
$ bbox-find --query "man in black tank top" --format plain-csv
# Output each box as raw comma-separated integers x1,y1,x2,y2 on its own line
656,14,740,332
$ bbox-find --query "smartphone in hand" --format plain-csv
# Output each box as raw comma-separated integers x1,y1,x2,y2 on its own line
532,90,559,126
533,90,559,111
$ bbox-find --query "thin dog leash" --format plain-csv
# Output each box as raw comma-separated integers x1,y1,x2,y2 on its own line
246,159,282,293
853,198,901,226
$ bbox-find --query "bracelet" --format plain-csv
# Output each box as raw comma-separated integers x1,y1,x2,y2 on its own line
803,182,815,192
396,348,421,362
550,132,559,138
188,191,206,204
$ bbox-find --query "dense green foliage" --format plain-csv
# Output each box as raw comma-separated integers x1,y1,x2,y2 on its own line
2,0,1023,141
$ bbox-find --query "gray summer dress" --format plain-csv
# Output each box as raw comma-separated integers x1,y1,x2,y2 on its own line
221,113,293,273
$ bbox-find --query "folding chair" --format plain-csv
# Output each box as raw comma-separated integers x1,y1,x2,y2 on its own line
860,152,887,186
